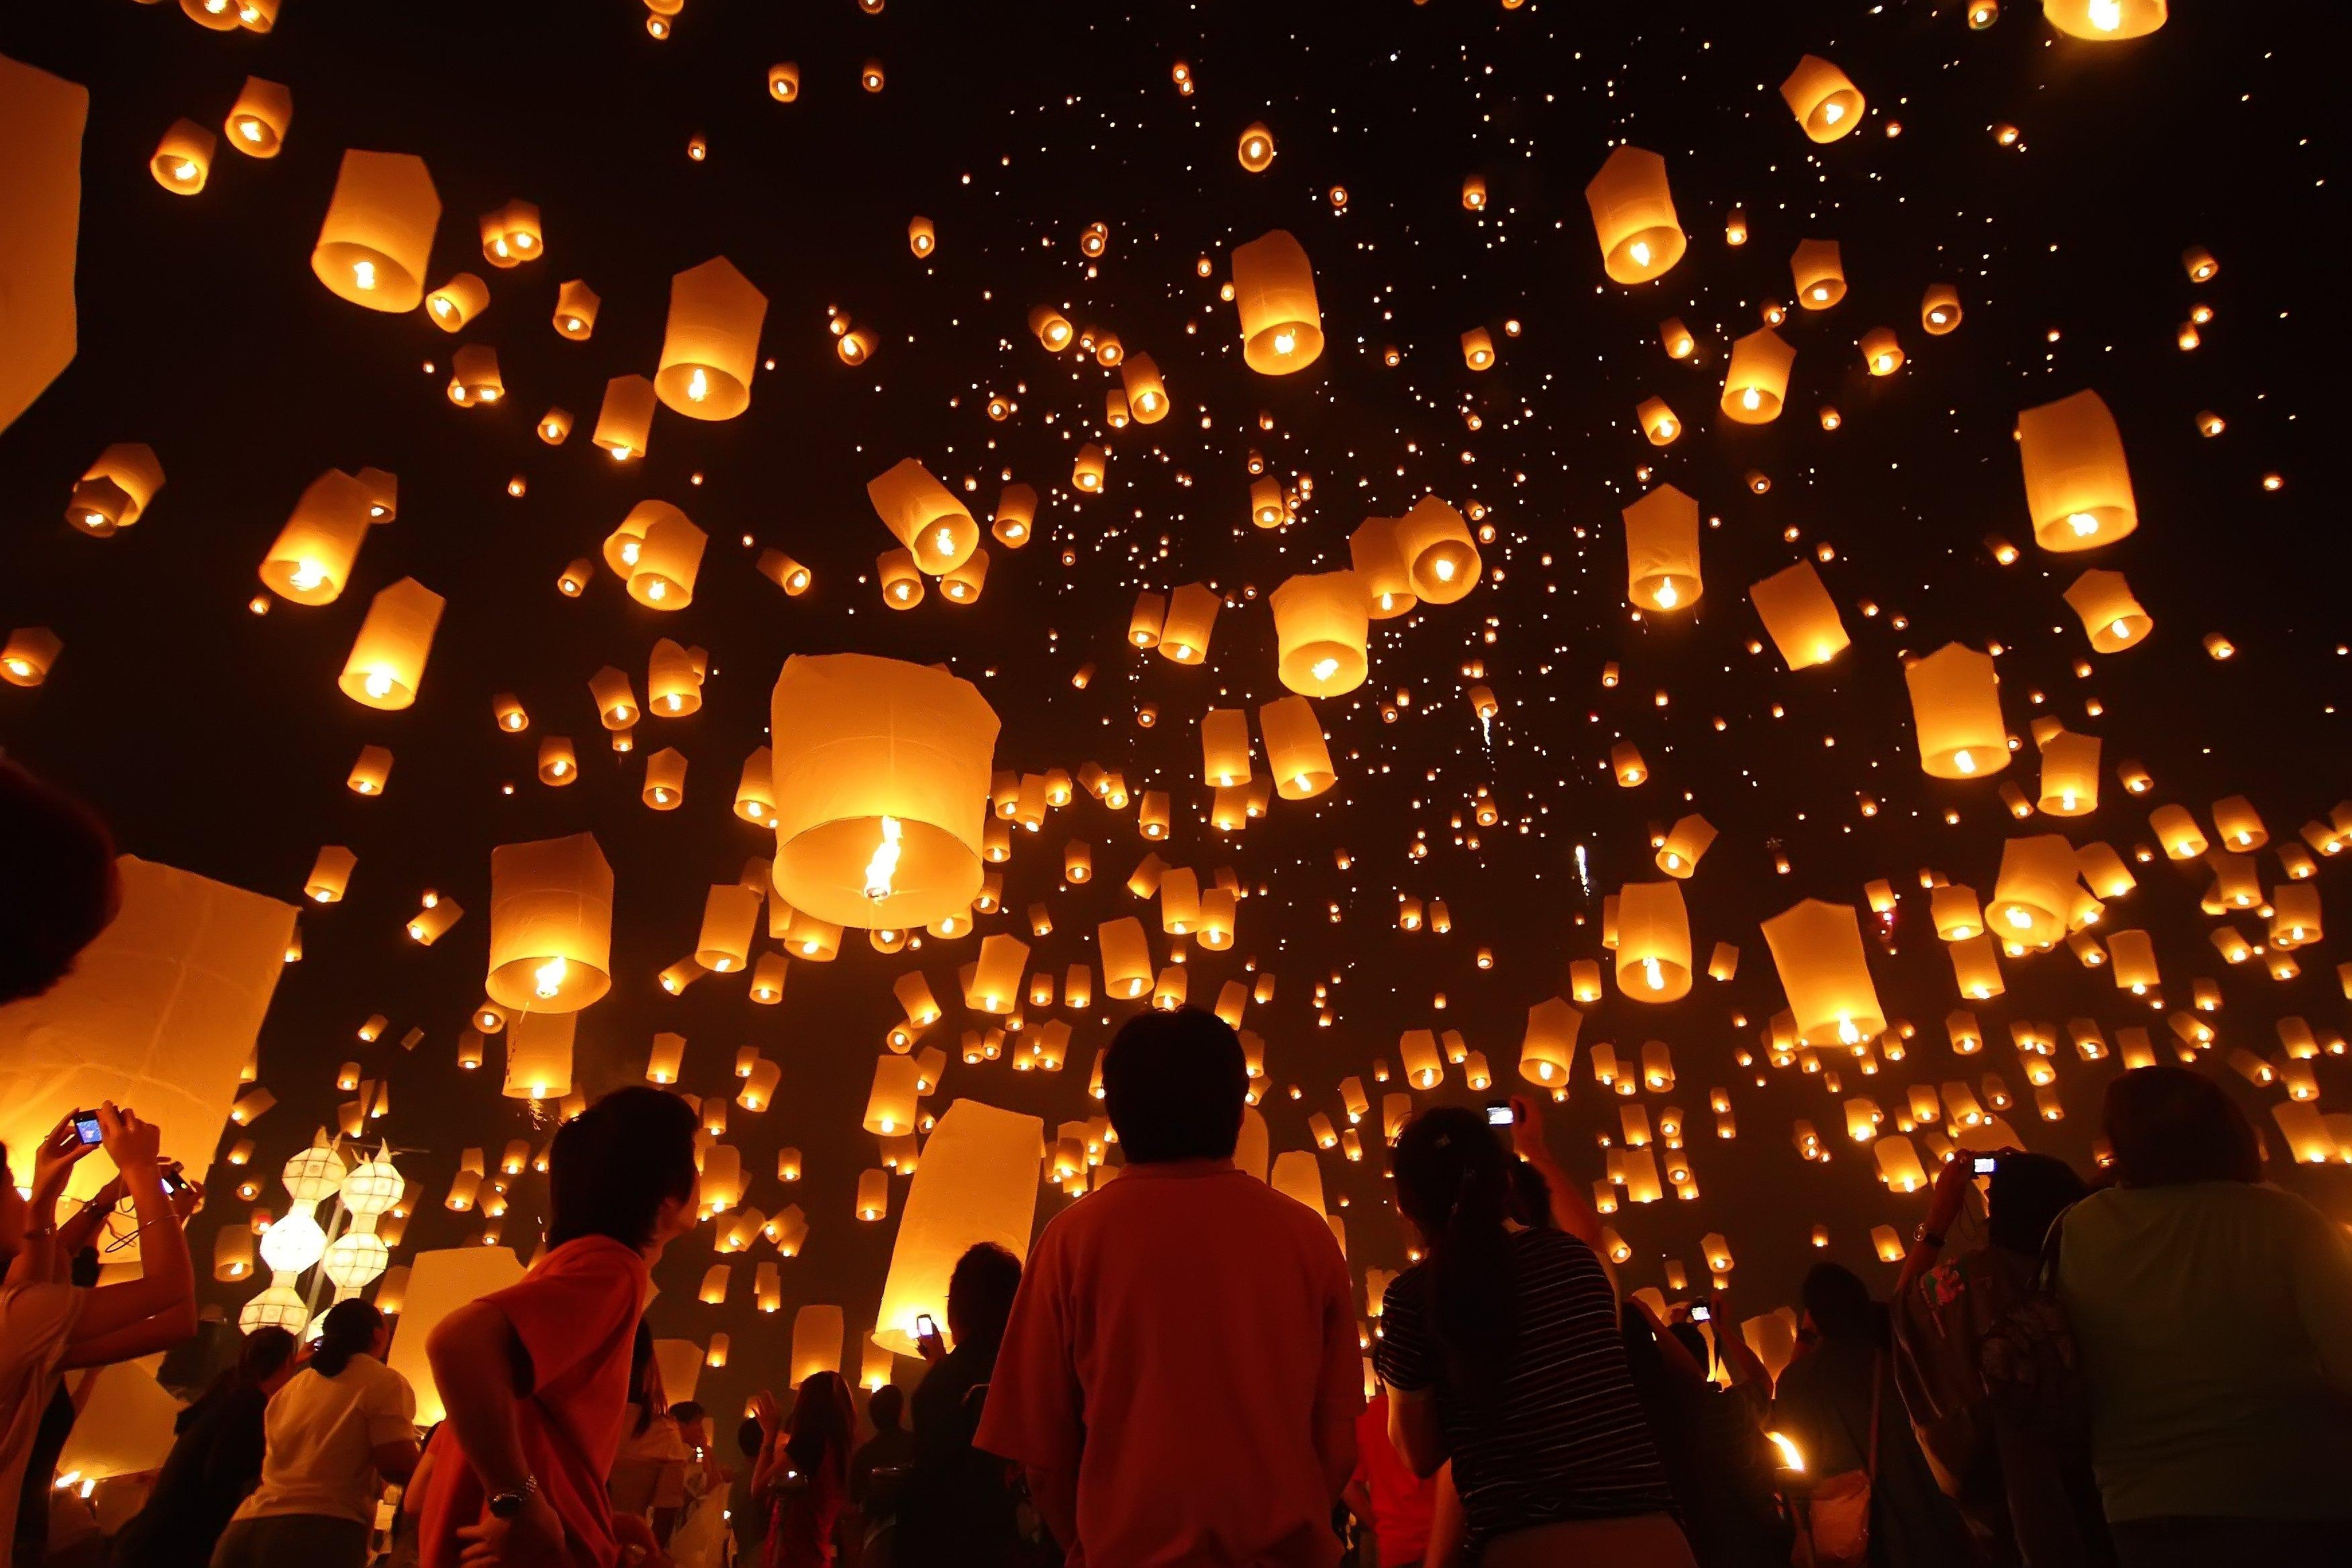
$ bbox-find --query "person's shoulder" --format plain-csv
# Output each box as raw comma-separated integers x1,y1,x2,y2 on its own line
1515,1224,1604,1274
2243,1180,2342,1238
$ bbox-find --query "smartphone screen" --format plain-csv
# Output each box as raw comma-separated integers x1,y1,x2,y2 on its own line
1973,1155,1998,1175
72,1112,104,1146
1485,1102,1514,1127
916,1314,938,1337
1689,1304,1712,1322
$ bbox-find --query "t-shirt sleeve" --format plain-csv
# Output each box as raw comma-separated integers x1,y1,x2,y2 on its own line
367,1364,421,1444
1373,1270,1431,1395
1314,1232,1366,1426
971,1223,1082,1475
486,1247,641,1395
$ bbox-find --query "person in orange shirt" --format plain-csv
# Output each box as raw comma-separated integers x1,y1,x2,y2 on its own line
976,1008,1363,1566
1342,1392,1436,1567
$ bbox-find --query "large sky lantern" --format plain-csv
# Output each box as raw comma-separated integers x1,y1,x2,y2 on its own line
260,469,375,604
0,52,83,438
1270,570,1371,697
2017,389,2138,551
1583,144,1685,285
873,1101,1041,1357
2037,729,2102,816
225,76,292,158
485,832,614,1014
336,577,442,710
1720,326,1795,424
1616,881,1694,1002
1393,496,1481,604
1989,834,2081,951
1231,230,1324,375
868,458,981,575
654,256,767,419
1199,707,1254,787
617,501,705,607
1622,483,1702,612
1781,54,1865,142
1904,643,2008,779
1747,560,1849,669
1761,899,1887,1048
310,149,440,313
767,653,999,932
2045,0,2168,40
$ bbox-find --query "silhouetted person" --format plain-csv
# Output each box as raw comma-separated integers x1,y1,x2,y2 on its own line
752,1371,855,1567
1379,1104,1689,1567
896,1242,1025,1565
112,1326,299,1568
2057,1065,2352,1565
0,760,119,1008
977,1007,1361,1563
849,1385,914,1511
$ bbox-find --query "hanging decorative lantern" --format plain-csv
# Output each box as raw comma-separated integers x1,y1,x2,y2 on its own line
1790,239,1845,309
1231,230,1323,375
1393,496,1479,604
1781,55,1865,142
311,149,440,313
1259,695,1335,799
656,257,767,419
1623,483,1702,611
1720,327,1795,423
2017,389,2136,551
1905,644,2007,779
2061,569,2151,652
1270,571,1370,697
1748,561,1849,669
151,119,215,193
337,577,442,709
868,458,981,575
1761,899,1886,1046
592,375,657,460
1583,145,1685,285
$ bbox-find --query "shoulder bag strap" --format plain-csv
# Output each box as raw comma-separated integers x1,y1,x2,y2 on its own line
1864,1351,1884,1483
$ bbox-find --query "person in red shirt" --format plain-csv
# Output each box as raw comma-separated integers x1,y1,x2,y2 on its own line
1343,1392,1436,1567
975,1007,1362,1567
417,1087,701,1568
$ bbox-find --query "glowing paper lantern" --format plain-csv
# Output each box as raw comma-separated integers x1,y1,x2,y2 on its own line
2061,569,2151,653
553,279,599,339
1623,484,1701,611
1905,644,2007,779
1259,695,1335,799
1393,497,1479,604
2018,390,2136,552
1749,561,1849,669
1583,146,1685,285
260,469,374,603
1657,815,1715,879
2037,730,2101,816
769,653,999,931
1720,328,1795,424
593,375,656,460
1790,240,1845,309
872,1099,1042,1355
1271,571,1370,697
1781,56,1865,142
2045,0,2165,39
656,257,767,419
311,149,440,313
387,1247,526,1426
1989,835,2078,950
1761,899,1885,1046
424,273,491,332
1232,230,1323,375
1349,517,1418,620
1616,882,1693,1002
1159,583,1221,663
868,458,980,575
337,577,443,709
1922,284,1962,335
485,833,614,1012
1,628,60,687
1122,355,1169,423
225,77,291,157
0,55,86,437
68,444,165,536
1636,397,1680,446
152,119,215,193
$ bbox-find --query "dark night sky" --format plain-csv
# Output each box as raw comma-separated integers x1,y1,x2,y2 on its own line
3,0,2350,1407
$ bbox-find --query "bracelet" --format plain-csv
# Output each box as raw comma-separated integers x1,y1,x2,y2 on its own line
1914,1224,1945,1249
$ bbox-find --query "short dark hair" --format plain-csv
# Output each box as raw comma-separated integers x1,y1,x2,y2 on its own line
946,1241,1023,1361
548,1087,700,1251
669,1400,705,1426
866,1383,905,1430
2104,1065,2260,1187
309,1299,383,1378
1101,1008,1246,1162
737,1416,764,1459
0,761,119,1006
239,1325,298,1385
1802,1262,1877,1343
1986,1151,2089,1255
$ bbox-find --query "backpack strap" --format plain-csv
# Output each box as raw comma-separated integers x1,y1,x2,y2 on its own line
1864,1351,1883,1483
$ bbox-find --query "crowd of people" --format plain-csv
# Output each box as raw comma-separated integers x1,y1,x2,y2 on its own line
4,754,2351,1568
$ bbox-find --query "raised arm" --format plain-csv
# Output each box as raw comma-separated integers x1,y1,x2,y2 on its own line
1509,1093,1619,1300
64,1106,196,1364
1892,1153,1974,1304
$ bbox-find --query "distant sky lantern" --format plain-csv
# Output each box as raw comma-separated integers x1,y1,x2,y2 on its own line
540,409,575,447
587,667,640,731
757,549,812,595
2017,389,2136,550
642,748,687,810
1748,560,1849,669
1583,145,1685,285
592,375,657,460
1720,327,1794,423
2210,793,2266,850
1905,643,2008,779
2149,803,2207,860
941,549,990,604
1072,442,1108,493
501,1011,575,1101
1635,396,1679,445
1349,516,1419,619
336,577,442,709
1762,898,1887,1046
1461,328,1496,370
1260,695,1336,799
1393,496,1479,603
311,149,440,313
966,933,1030,1014
2181,244,2216,282
1657,814,1716,879
992,483,1038,547
151,119,215,193
1462,174,1487,209
2061,569,2151,652
656,257,767,420
1617,882,1694,1001
1790,239,1845,309
1200,707,1254,787
1520,997,1581,1085
1622,483,1702,611
446,344,503,406
1658,319,1694,360
2045,0,2167,39
1028,305,1073,351
908,215,936,257
486,832,614,1012
2037,730,2101,816
769,653,998,932
861,60,885,92
868,457,980,574
863,1055,922,1135
536,736,577,785
1158,583,1221,663
224,77,291,157
260,469,374,604
768,62,800,101
1990,834,2078,950
1097,916,1153,999
424,273,490,332
695,883,761,973
1231,230,1323,375
1921,284,1963,335
1859,328,1904,376
0,628,60,687
69,443,166,536
1236,120,1275,172
1270,571,1371,697
878,550,924,608
1781,55,1865,142
553,279,600,339
1121,354,1169,422
622,501,705,608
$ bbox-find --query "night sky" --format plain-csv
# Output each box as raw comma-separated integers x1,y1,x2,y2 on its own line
3,0,2349,1408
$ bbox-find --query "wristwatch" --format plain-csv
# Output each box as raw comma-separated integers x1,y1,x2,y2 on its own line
486,1475,540,1520
1914,1224,1945,1249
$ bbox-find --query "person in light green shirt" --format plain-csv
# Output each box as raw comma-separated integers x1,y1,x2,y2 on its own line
2057,1065,2352,1568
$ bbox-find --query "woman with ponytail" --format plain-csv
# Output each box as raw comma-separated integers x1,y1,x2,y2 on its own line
1375,1101,1691,1567
213,1299,419,1567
